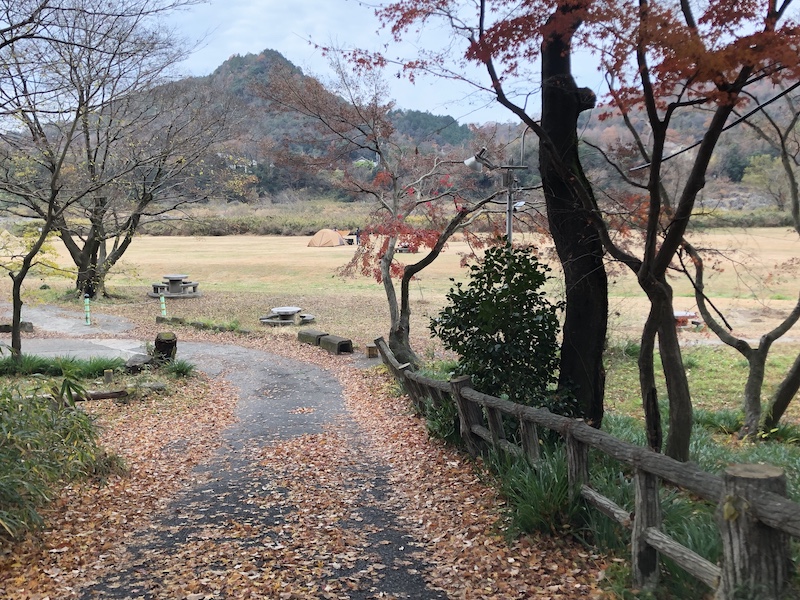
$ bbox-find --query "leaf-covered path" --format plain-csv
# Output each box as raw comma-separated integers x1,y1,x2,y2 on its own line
1,302,606,599
80,343,448,599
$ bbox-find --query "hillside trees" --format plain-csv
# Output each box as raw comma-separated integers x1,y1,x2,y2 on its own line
255,56,514,365
376,0,800,460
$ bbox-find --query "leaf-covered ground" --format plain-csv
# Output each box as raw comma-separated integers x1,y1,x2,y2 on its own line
0,317,608,599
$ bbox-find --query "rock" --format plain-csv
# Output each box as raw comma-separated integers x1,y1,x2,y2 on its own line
126,353,153,373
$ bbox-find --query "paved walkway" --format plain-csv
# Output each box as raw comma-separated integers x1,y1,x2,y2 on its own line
2,304,447,599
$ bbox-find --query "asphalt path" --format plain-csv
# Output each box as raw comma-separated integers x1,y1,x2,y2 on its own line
1,304,446,599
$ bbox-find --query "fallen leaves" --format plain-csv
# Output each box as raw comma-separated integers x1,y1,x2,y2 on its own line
2,317,608,599
0,373,237,600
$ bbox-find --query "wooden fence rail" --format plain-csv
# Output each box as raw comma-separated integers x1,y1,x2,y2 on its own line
373,337,800,599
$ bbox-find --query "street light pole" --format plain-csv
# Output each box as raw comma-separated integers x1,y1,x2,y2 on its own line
504,169,514,241
464,147,527,243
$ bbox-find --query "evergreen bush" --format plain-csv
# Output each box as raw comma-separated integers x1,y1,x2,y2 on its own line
430,244,563,409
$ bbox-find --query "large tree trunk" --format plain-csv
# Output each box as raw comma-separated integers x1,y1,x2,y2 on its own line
541,28,607,428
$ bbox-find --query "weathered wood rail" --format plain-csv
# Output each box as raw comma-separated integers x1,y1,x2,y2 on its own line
374,336,800,599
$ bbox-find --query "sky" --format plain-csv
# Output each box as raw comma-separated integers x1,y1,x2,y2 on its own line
167,0,525,124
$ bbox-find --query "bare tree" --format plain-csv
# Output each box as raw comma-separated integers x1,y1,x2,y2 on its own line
0,0,204,355
257,56,513,365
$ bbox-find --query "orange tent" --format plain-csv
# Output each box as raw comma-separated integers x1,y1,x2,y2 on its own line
307,229,346,247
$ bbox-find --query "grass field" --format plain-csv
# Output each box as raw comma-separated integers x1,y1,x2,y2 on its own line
6,227,800,416
26,227,800,336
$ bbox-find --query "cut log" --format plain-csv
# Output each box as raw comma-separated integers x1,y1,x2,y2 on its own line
154,332,177,361
77,389,129,401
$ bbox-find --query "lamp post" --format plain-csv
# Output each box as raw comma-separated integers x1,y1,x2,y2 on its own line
464,147,528,242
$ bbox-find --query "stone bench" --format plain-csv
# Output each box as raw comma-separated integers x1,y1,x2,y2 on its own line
319,334,353,355
152,283,169,294
181,281,199,293
297,329,329,346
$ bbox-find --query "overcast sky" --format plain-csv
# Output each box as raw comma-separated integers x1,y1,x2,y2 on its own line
168,0,521,124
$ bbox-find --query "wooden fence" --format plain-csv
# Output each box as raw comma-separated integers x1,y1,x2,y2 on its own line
374,336,800,600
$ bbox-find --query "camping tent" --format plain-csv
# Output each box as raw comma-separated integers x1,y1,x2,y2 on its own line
308,229,346,247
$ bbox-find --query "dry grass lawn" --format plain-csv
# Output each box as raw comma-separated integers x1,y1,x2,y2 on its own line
6,227,800,353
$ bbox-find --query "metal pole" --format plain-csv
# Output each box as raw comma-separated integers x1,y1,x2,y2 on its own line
83,294,91,325
160,294,167,317
505,169,514,242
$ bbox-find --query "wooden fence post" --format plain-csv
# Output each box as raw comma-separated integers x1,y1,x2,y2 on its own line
520,418,541,463
450,376,485,457
716,464,790,600
632,449,662,592
403,372,424,412
565,425,589,496
486,406,505,448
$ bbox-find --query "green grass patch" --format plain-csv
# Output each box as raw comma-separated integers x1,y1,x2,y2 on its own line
161,359,197,378
0,355,124,378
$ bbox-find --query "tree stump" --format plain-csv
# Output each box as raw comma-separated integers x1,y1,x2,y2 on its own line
154,332,177,362
716,463,790,600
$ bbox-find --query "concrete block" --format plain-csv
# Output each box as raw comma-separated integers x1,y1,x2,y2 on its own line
319,334,353,355
298,329,329,346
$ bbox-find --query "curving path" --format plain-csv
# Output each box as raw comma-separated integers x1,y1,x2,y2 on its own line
2,304,447,599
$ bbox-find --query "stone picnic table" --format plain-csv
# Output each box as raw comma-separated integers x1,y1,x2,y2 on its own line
148,274,201,298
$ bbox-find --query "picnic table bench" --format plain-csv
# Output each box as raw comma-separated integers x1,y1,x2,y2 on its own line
148,274,201,298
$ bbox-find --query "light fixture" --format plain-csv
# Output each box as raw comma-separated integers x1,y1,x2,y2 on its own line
464,147,497,172
464,147,528,242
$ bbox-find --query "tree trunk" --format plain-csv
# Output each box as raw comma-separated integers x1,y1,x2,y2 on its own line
742,348,769,437
10,274,24,358
658,299,693,463
764,352,800,430
389,307,418,366
641,279,693,462
639,303,663,452
541,30,607,428
380,243,419,367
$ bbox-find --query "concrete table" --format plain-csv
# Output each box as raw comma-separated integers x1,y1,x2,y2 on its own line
163,274,188,294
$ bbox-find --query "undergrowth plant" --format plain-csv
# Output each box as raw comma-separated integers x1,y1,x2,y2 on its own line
162,359,197,377
419,396,461,447
0,355,124,378
0,386,122,538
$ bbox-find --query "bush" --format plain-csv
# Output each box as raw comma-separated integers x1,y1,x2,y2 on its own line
488,446,584,537
419,396,462,447
0,385,121,538
430,244,564,409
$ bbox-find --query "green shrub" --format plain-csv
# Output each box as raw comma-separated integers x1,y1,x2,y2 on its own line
488,445,584,537
0,385,122,538
430,244,564,411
